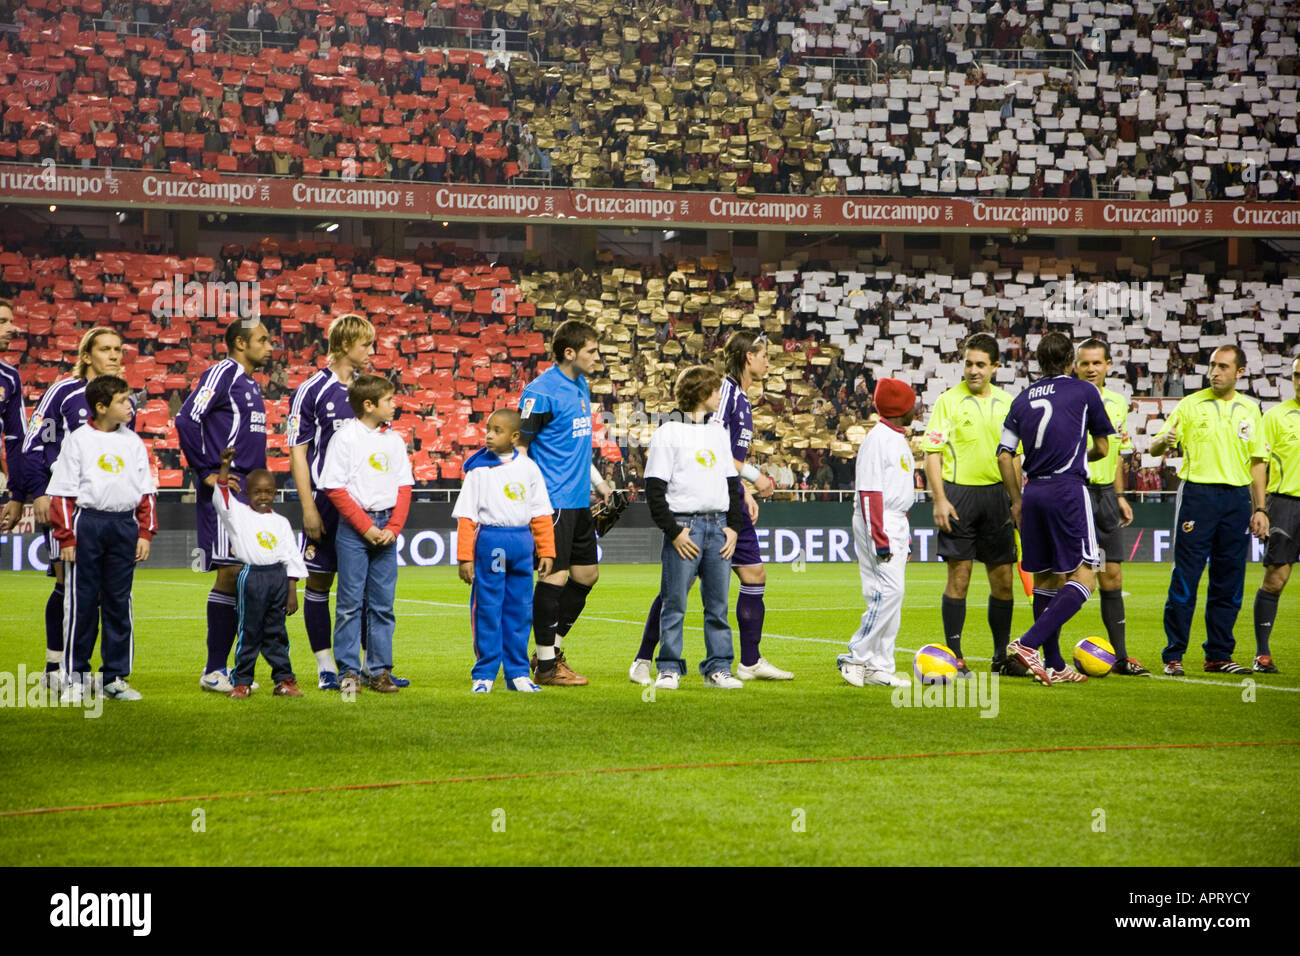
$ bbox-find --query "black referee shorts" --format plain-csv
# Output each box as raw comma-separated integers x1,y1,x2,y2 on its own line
1262,493,1300,567
545,507,599,573
1088,482,1125,564
936,481,1016,566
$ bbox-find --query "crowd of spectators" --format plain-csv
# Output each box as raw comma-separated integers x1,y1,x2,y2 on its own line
3,225,1297,495
2,0,1296,199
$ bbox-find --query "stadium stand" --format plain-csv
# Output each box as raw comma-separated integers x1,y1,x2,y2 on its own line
2,0,1296,198
3,231,1297,494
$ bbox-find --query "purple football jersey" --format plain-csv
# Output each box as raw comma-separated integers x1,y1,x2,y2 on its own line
710,374,753,465
176,358,267,483
287,366,354,485
999,375,1113,481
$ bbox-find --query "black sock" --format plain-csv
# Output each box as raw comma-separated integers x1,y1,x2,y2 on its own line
533,582,563,649
1100,588,1127,658
1254,589,1279,657
987,596,1013,658
46,585,64,671
941,594,966,658
555,579,593,639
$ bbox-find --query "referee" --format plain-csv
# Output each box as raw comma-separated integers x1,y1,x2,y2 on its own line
1248,352,1300,674
922,332,1017,674
1075,339,1149,675
1150,344,1263,676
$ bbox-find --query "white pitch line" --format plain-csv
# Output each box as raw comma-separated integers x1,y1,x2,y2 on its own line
133,584,1300,693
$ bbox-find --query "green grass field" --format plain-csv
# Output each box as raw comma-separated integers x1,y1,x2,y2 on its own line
1,562,1297,866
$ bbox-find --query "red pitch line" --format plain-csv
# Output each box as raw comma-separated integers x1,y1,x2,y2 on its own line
2,740,1296,819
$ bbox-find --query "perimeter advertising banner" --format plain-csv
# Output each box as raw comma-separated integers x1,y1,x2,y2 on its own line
0,524,1272,571
3,164,1297,235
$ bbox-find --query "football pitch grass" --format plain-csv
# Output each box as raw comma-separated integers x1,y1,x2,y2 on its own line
1,562,1297,867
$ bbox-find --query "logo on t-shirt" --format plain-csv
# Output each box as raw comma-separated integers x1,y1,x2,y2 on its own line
1237,419,1254,442
97,454,124,474
900,454,910,471
695,449,716,468
503,481,525,502
368,452,390,472
286,414,300,437
256,531,277,550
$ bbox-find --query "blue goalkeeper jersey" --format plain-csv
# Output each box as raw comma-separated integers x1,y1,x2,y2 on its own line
519,365,593,509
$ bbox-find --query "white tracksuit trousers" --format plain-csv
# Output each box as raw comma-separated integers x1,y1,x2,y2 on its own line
845,510,908,673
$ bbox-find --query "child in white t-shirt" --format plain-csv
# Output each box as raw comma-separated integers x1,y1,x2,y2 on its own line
643,366,746,690
318,374,413,695
453,409,556,694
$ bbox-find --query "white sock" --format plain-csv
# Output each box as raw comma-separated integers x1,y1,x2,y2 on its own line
46,649,62,664
554,635,563,650
536,645,556,661
315,650,335,672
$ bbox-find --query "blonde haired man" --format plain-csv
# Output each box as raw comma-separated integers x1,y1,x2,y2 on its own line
286,313,385,690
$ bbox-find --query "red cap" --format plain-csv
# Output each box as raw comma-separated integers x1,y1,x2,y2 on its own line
873,378,917,418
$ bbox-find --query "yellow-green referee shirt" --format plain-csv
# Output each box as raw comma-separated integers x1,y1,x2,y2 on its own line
1154,388,1262,487
1252,398,1300,496
922,381,1013,486
1087,385,1133,486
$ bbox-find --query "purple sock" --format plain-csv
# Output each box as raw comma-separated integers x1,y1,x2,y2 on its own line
205,590,238,673
303,587,332,654
45,585,64,671
736,584,765,667
636,593,662,660
1021,583,1091,668
1031,588,1056,623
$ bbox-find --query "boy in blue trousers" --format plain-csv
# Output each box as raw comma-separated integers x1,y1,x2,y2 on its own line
454,409,556,693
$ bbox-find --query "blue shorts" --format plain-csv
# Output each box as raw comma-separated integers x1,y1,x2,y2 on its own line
195,482,243,571
731,506,762,568
302,491,339,575
1019,478,1101,575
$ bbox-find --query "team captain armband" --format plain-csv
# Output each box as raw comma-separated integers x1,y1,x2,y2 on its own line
996,427,1020,458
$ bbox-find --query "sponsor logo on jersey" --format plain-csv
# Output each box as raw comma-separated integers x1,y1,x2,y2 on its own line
695,449,716,468
286,414,300,437
97,454,125,474
27,412,42,436
368,452,390,472
925,429,945,445
503,481,525,502
1238,419,1254,442
256,530,277,550
521,398,535,418
571,415,592,437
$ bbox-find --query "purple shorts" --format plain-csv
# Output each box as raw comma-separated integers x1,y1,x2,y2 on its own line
1019,478,1101,574
731,506,762,568
302,491,338,575
195,485,242,571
